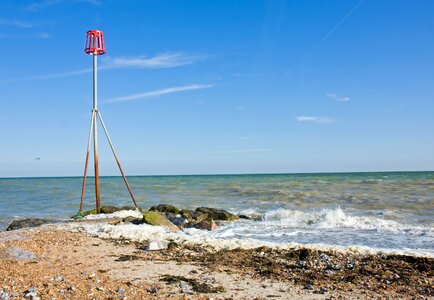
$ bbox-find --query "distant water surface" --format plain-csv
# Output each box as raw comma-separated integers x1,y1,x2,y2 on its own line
0,172,433,255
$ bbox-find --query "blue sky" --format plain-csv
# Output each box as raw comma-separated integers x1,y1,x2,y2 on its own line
0,0,433,177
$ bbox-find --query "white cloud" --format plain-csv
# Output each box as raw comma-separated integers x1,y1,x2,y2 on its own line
26,0,100,11
0,18,34,28
0,68,92,84
0,52,205,83
103,52,206,69
295,116,335,124
105,84,214,103
326,92,350,102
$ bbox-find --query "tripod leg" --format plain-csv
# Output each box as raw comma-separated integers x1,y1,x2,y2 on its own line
97,111,139,209
79,110,96,212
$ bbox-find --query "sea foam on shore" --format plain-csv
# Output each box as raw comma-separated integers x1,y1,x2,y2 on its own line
64,207,434,258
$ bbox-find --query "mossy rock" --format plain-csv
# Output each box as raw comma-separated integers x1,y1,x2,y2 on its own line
149,204,181,214
81,209,97,217
142,211,180,232
181,210,208,223
196,207,239,221
100,206,119,214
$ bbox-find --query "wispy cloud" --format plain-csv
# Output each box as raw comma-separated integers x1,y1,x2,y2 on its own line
0,32,52,40
0,52,206,83
0,68,91,84
26,0,100,11
103,52,206,69
326,92,350,102
295,116,335,124
105,84,214,103
0,18,34,28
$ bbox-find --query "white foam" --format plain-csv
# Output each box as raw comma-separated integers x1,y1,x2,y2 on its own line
62,221,434,258
83,210,142,220
263,207,433,236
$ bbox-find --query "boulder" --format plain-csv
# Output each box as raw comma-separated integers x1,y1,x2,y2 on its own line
100,206,119,214
191,218,218,231
149,204,181,214
180,210,209,223
142,211,180,232
122,216,142,225
195,207,239,221
81,209,97,217
6,218,52,231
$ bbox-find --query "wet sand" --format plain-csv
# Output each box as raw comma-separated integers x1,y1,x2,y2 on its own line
0,222,433,299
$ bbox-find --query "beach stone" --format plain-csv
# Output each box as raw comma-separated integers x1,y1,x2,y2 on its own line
52,276,63,282
81,209,97,217
5,247,37,261
149,204,181,214
196,207,239,221
168,216,188,227
146,240,168,251
6,218,51,231
122,216,142,224
116,288,125,294
142,211,180,232
0,292,10,300
24,287,37,298
191,218,218,231
181,210,208,223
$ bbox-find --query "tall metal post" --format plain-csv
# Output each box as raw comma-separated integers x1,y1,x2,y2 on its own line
76,29,139,218
93,53,101,213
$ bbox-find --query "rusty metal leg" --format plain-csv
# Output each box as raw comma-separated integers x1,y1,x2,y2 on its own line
97,111,139,209
93,110,101,213
79,110,95,212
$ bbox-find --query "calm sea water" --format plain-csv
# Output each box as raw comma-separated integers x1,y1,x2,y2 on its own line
1,172,433,255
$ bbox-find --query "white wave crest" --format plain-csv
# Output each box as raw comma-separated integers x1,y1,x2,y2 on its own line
263,208,433,235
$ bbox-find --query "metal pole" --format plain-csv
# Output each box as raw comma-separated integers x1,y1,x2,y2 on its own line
97,111,139,209
79,110,95,212
93,53,101,213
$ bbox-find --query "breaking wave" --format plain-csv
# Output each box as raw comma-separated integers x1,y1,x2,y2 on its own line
262,208,433,236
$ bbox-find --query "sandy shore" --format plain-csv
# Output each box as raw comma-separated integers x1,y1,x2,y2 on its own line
0,221,433,299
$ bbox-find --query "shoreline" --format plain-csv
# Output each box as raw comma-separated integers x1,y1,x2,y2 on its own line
1,220,433,299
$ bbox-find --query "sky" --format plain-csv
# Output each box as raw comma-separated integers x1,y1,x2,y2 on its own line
0,0,433,177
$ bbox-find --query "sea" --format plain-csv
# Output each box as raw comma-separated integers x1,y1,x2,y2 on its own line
1,172,433,256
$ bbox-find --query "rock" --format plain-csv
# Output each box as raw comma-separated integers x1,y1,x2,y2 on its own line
238,213,262,221
149,287,158,294
167,215,188,227
122,216,142,224
6,218,51,231
116,288,125,294
0,292,10,300
179,281,193,294
5,247,37,261
81,209,97,217
52,276,63,282
149,204,181,214
24,287,37,298
191,218,218,231
196,207,238,221
303,283,314,290
142,211,180,232
146,241,168,251
181,210,209,223
99,206,119,214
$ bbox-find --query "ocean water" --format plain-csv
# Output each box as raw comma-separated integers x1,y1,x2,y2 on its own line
1,172,433,256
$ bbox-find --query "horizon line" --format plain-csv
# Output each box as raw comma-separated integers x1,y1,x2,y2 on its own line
1,169,433,180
